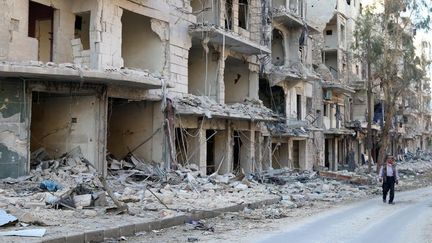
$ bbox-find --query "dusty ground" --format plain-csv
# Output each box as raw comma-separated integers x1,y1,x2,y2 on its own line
0,159,430,242
117,170,432,243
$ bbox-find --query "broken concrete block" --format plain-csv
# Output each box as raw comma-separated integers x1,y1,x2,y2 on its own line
0,210,18,227
23,202,46,209
92,192,107,207
73,194,92,208
71,38,82,46
234,183,248,191
83,210,98,218
18,212,53,226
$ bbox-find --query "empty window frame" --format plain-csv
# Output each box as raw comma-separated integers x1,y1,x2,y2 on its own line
238,0,249,30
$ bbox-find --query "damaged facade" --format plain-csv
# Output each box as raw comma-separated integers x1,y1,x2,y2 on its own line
0,0,180,178
1,0,431,179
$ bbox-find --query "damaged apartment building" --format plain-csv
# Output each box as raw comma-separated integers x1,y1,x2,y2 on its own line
0,0,282,179
176,0,275,175
2,0,430,180
0,0,191,178
306,0,362,170
260,0,324,171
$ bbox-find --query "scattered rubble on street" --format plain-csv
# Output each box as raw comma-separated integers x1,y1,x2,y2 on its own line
1,145,432,240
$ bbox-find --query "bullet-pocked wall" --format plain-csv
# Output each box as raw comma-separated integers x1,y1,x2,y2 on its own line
0,79,30,178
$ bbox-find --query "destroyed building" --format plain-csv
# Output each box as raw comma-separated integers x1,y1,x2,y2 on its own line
261,0,324,171
0,0,188,178
306,0,362,170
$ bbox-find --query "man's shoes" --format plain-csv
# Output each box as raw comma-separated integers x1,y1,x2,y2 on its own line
389,202,395,205
383,199,386,203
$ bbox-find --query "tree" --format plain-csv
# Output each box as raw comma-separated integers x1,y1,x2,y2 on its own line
353,8,383,173
353,0,431,172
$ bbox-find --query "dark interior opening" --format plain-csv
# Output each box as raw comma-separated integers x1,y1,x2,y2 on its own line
233,131,241,173
225,0,233,30
28,1,54,62
239,0,249,29
259,79,285,115
206,130,216,175
297,94,302,120
325,139,330,168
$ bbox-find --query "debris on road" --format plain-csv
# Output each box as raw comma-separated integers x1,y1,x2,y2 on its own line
0,228,46,237
0,210,17,227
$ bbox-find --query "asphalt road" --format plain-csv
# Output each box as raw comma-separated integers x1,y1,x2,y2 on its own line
258,187,432,243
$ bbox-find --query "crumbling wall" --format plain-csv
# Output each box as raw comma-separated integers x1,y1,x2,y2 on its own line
0,79,30,178
352,89,367,121
108,100,162,164
121,10,165,74
224,57,250,103
1,0,38,62
31,93,100,164
306,0,337,31
191,0,218,25
188,45,219,101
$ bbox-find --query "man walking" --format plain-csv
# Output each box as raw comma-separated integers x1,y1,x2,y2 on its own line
379,155,399,204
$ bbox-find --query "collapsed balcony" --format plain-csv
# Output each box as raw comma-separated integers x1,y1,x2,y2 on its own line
172,94,279,121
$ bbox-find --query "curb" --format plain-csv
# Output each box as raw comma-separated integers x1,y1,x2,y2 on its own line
41,197,281,243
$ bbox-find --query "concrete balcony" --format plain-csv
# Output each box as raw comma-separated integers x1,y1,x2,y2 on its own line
268,62,318,86
322,81,355,95
189,24,270,55
0,62,166,89
272,8,319,33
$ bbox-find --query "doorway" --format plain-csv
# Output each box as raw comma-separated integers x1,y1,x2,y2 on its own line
28,1,54,62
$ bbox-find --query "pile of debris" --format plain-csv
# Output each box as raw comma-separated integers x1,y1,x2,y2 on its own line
0,147,123,215
172,94,280,121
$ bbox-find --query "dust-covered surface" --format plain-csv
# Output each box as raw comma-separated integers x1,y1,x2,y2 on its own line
0,152,431,242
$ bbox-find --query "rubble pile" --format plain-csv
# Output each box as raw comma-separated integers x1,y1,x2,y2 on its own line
173,94,280,121
1,147,106,212
253,169,375,208
0,147,431,236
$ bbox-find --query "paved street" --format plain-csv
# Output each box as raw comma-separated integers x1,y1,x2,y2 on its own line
258,187,432,243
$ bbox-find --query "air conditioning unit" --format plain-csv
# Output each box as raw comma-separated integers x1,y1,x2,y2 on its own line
323,90,333,100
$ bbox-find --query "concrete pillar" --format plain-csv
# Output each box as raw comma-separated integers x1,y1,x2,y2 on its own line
248,70,259,100
239,130,255,174
254,131,263,171
187,128,207,175
214,126,233,174
216,48,228,104
262,136,272,170
288,138,294,167
299,140,307,170
232,0,239,33
151,102,165,164
333,137,339,171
